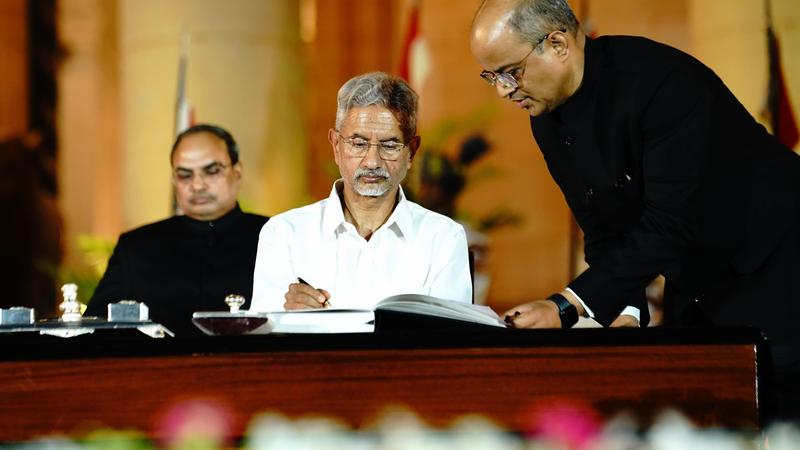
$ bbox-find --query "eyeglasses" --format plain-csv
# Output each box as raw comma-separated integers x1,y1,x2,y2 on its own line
336,132,407,161
173,162,230,185
479,29,565,91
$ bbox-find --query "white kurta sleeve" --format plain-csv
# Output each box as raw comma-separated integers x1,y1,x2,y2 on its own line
426,224,472,304
250,217,296,312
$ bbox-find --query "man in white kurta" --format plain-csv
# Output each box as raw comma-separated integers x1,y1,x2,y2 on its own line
250,72,472,311
250,181,471,311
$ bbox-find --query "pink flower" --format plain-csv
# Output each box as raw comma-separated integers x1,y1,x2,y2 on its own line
518,397,602,449
154,399,238,448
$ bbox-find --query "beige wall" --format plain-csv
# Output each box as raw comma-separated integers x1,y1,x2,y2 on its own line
690,0,799,147
586,0,689,48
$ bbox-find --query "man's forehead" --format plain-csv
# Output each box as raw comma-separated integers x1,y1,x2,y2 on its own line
172,133,231,168
174,160,225,172
471,7,527,71
340,106,401,134
472,6,515,45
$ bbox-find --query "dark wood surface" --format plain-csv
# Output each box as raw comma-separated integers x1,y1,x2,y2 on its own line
0,327,765,441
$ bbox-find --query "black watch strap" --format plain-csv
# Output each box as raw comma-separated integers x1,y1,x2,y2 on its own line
547,293,579,328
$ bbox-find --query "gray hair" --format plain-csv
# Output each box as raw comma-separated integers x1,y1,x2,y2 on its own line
335,72,418,143
509,0,579,49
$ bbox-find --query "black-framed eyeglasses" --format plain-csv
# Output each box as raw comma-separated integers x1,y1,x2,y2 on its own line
173,162,230,184
336,132,407,161
479,29,566,91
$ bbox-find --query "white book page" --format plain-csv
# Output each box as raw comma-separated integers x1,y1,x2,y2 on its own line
375,295,506,327
267,309,375,333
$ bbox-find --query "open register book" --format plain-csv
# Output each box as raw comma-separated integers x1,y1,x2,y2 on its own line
267,294,507,334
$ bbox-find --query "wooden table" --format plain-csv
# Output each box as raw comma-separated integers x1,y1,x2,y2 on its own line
0,327,767,441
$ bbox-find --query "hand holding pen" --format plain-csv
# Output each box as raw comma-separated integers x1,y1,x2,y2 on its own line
283,277,331,310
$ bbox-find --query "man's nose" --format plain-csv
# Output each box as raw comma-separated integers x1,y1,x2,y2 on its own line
495,83,515,98
190,174,207,191
360,144,382,168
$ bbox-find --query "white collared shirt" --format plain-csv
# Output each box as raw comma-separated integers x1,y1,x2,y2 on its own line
250,181,472,311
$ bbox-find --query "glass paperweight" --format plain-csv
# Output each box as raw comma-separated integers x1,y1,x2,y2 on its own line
192,294,271,336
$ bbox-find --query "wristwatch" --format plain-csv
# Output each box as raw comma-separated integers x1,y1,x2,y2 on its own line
547,293,579,328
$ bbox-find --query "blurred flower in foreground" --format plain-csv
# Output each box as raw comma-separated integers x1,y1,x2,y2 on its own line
83,428,154,450
647,410,750,450
449,415,522,450
246,412,354,450
155,400,235,450
370,406,432,450
3,438,86,450
518,398,602,450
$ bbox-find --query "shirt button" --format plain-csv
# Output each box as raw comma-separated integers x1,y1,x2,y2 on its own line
564,136,575,146
615,173,632,188
585,188,594,204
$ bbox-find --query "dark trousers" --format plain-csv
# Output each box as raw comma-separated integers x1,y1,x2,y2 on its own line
662,217,800,424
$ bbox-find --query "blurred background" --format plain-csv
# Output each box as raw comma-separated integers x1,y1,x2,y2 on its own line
1,0,798,320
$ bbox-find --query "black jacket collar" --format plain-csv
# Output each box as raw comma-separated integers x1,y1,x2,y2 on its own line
551,36,600,124
178,203,244,232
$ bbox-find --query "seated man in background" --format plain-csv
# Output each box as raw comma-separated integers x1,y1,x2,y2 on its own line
250,72,472,311
86,124,269,336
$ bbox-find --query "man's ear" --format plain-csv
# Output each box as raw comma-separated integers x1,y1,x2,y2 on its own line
328,128,341,165
408,136,421,161
233,161,243,180
550,30,570,60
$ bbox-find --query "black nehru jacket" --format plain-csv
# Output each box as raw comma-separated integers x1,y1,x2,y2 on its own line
531,36,800,423
531,35,800,339
86,204,268,337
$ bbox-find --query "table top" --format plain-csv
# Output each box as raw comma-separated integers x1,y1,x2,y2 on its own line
0,325,768,361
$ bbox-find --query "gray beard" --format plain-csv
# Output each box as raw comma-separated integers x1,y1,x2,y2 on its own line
355,182,390,197
353,167,392,197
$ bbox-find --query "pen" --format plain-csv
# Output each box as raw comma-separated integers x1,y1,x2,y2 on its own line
297,277,329,307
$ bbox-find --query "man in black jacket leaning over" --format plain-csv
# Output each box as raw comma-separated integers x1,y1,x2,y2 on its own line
471,0,799,421
86,124,268,337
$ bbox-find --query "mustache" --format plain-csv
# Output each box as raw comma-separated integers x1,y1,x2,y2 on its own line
354,168,390,180
189,194,216,203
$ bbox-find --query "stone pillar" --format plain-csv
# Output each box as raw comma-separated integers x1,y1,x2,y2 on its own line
58,0,122,269
0,0,27,140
